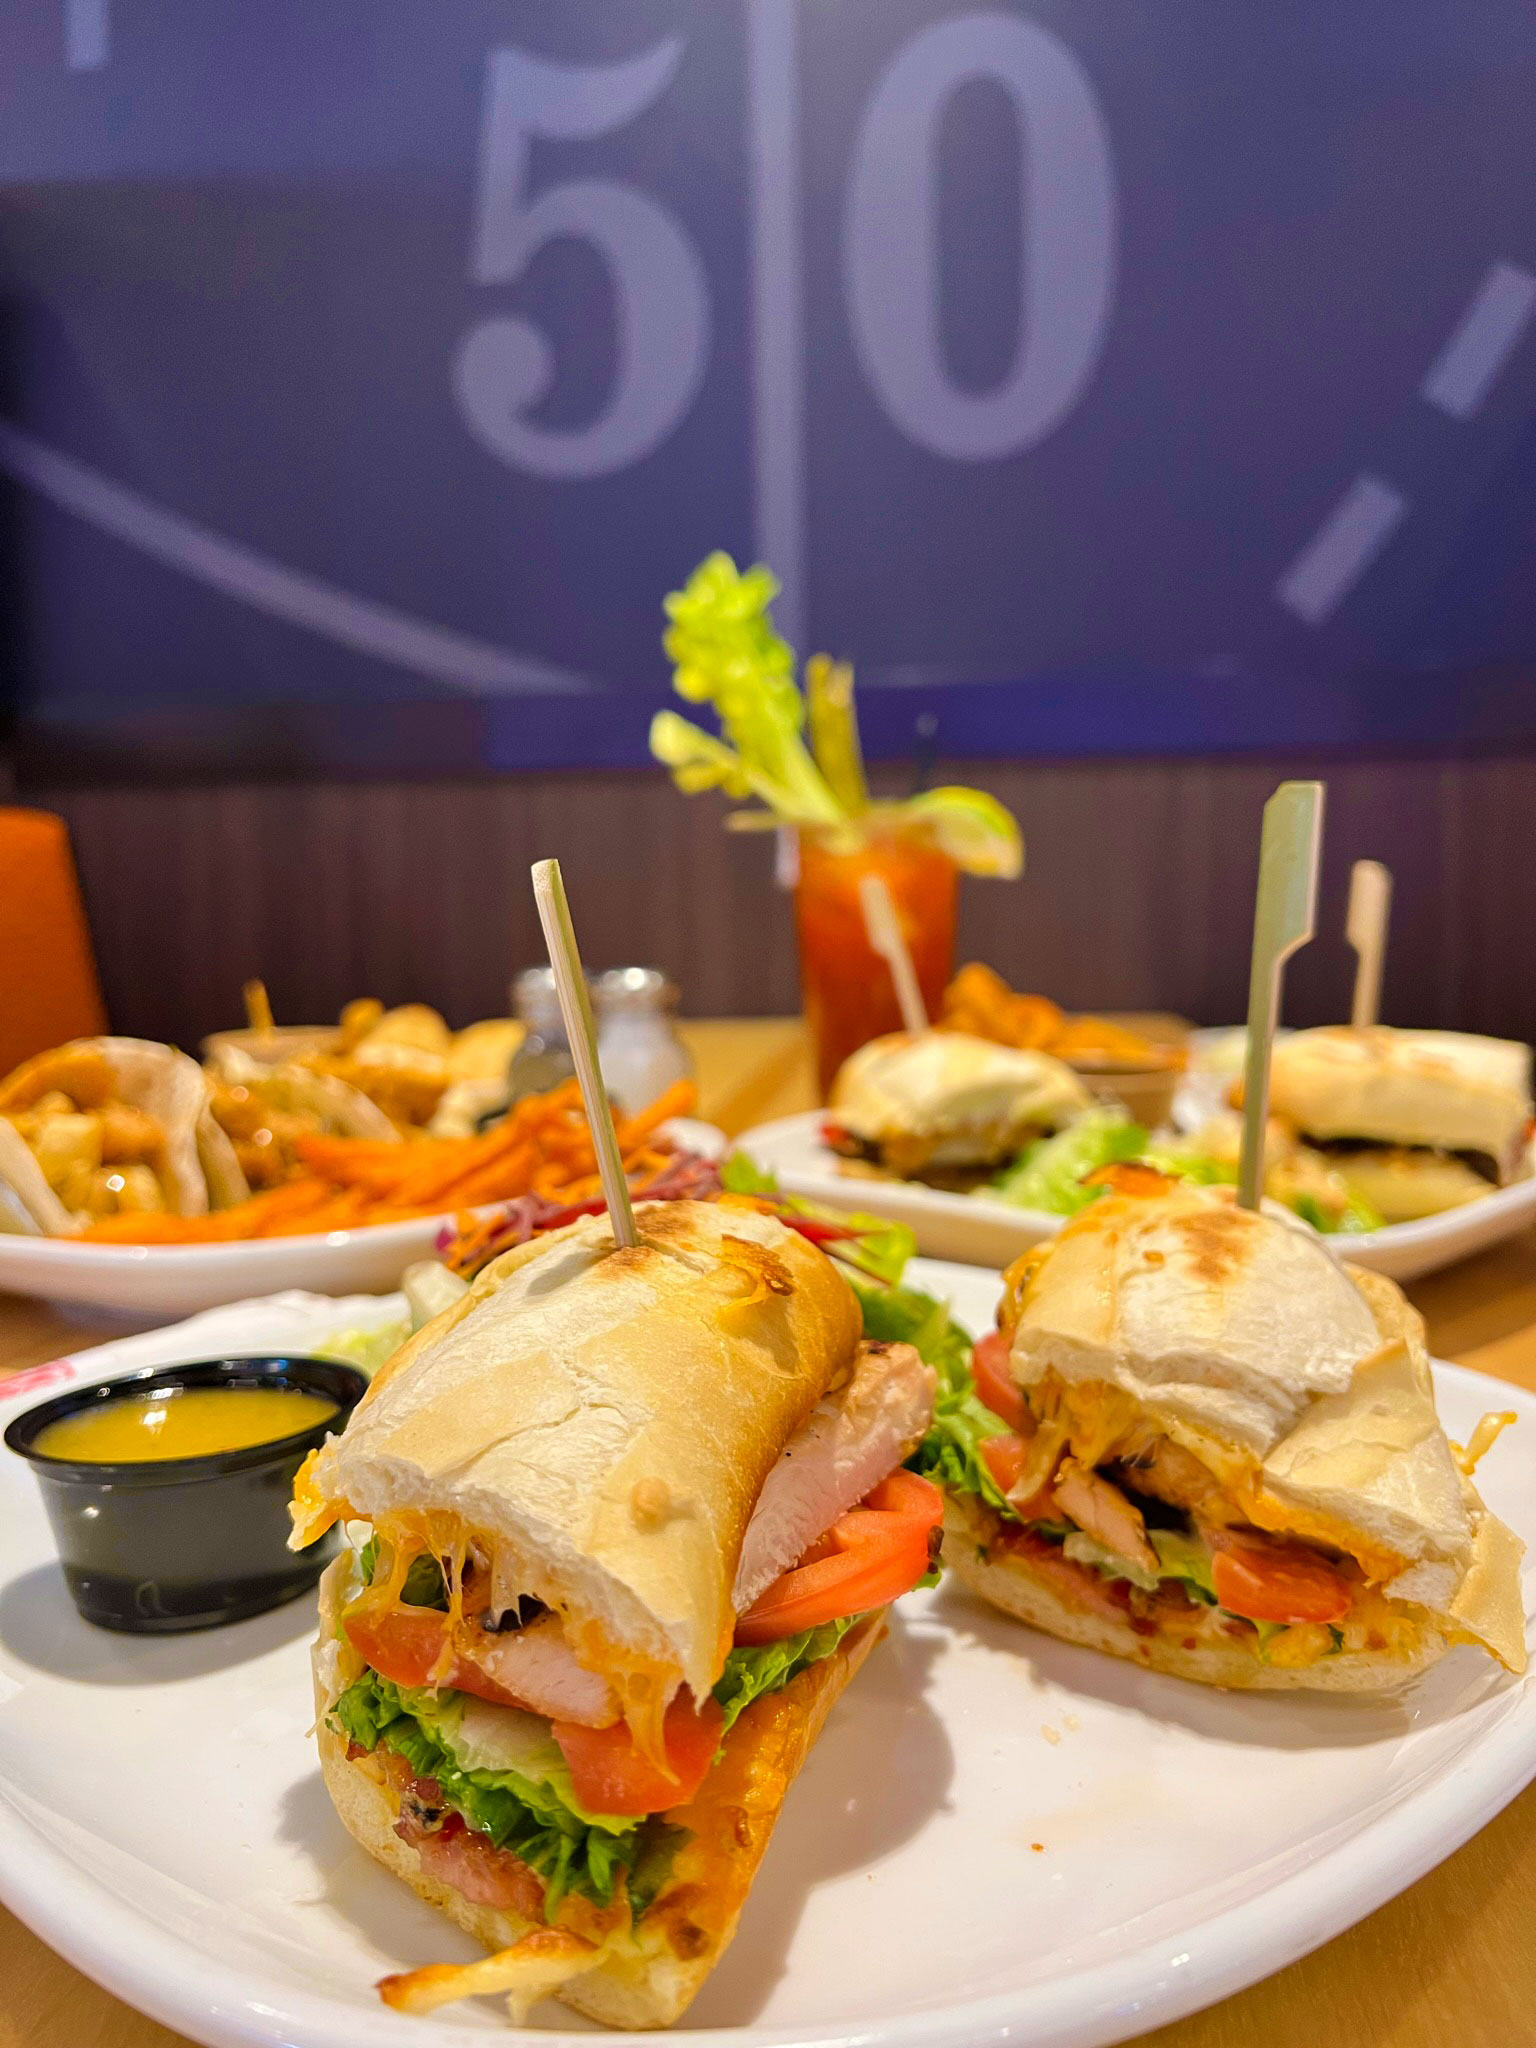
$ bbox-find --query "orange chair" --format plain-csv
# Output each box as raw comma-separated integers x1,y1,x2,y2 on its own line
0,809,108,1077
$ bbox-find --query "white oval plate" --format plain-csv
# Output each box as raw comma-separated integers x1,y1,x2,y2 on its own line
739,1111,1536,1281
0,1270,1533,2048
740,1113,1064,1269
0,1121,725,1319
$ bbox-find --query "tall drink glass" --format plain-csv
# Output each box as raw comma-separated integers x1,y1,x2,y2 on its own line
794,824,957,1098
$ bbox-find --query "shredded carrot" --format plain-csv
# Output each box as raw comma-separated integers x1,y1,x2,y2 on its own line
74,1077,698,1244
615,1079,695,1148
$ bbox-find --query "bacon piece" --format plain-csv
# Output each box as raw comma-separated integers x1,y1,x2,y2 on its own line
396,1809,547,1918
996,1527,1133,1624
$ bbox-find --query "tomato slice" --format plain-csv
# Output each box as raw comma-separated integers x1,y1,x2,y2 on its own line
553,1694,724,1817
1209,1532,1352,1626
981,1432,1030,1494
1080,1162,1179,1199
343,1607,532,1709
971,1329,1028,1430
860,1468,945,1524
347,1606,450,1689
734,1471,942,1646
979,1434,1060,1521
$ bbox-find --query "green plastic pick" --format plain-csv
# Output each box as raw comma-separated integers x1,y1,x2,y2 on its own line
1238,782,1325,1211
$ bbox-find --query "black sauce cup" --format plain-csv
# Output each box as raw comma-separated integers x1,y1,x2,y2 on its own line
4,1356,366,1633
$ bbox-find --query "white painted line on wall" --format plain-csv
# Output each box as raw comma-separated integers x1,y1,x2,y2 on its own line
63,0,109,70
1275,474,1408,626
1421,261,1536,420
0,420,594,695
747,0,807,653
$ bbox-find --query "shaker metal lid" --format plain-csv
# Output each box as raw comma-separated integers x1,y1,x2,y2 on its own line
593,966,678,1011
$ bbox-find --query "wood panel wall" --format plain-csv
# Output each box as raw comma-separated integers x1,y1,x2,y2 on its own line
19,754,1536,1050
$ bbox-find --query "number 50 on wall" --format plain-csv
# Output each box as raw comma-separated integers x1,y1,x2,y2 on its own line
452,8,1117,492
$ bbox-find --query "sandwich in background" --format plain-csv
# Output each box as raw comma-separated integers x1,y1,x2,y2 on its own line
293,1198,940,2027
824,1029,1093,1185
1266,1026,1534,1222
915,1176,1526,1691
818,1029,1384,1237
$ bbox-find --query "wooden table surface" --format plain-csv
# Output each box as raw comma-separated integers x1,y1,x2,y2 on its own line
2,1016,1533,2048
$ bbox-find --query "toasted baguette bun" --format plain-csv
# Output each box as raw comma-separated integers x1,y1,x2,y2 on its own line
1269,1026,1532,1164
830,1030,1091,1171
300,1201,862,1704
1008,1184,1383,1454
314,1566,884,2029
940,1495,1444,1693
1003,1187,1526,1672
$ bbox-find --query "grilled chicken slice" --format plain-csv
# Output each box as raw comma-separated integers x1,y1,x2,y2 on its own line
441,1338,934,1716
466,1614,621,1727
733,1338,935,1611
1050,1460,1158,1576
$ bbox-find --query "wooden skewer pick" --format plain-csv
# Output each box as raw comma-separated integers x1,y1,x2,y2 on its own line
243,979,275,1037
530,858,638,1250
1238,781,1325,1212
859,873,929,1036
1346,859,1392,1030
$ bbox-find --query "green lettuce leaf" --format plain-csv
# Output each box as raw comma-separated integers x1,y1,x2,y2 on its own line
989,1111,1147,1215
858,1278,1012,1514
314,1317,409,1379
712,1615,862,1734
1139,1143,1386,1236
720,1151,780,1196
817,1208,917,1286
1149,1528,1218,1603
331,1670,640,1916
355,1537,447,1610
717,1156,918,1285
1139,1143,1236,1188
1063,1530,1159,1591
1058,1526,1220,1603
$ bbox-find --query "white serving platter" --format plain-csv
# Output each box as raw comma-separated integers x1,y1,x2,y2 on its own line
739,1110,1536,1282
0,1120,724,1320
0,1269,1533,2048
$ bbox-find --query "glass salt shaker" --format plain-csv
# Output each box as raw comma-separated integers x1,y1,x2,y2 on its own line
506,966,578,1104
594,968,693,1116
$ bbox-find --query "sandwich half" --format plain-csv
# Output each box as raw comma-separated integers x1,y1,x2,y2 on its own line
922,1180,1526,1691
1267,1026,1533,1222
292,1199,939,2026
825,1029,1092,1183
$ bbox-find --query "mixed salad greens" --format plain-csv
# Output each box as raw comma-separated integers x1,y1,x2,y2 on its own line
986,1108,1385,1235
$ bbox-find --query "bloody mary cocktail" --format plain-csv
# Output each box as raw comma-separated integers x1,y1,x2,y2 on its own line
794,825,957,1097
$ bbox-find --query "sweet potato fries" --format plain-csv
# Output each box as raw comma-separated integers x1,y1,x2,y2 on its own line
76,1078,695,1243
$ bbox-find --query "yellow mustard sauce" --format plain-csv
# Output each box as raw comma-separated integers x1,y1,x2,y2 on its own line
34,1386,337,1463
